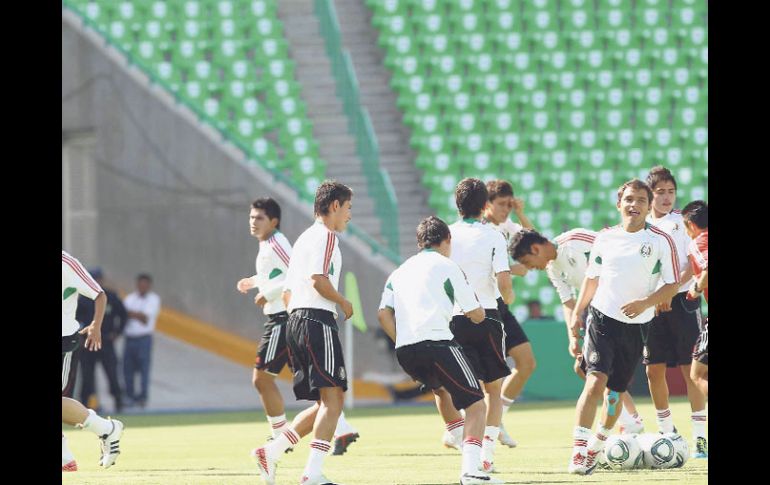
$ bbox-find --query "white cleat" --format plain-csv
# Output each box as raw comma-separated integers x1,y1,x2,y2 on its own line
479,460,497,473
61,460,78,472
442,430,461,451
567,450,589,475
619,419,644,434
99,418,124,468
460,471,504,484
498,422,518,448
299,474,340,485
251,447,277,485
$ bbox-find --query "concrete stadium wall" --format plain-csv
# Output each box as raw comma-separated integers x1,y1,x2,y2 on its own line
62,11,399,378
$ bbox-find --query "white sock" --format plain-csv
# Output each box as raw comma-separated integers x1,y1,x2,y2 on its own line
62,434,75,465
482,426,499,464
572,426,591,455
302,439,331,478
619,405,635,425
334,411,356,436
501,396,514,415
461,437,482,475
267,414,288,438
656,408,675,433
78,409,112,436
588,426,611,453
266,428,300,460
447,418,464,444
691,410,707,439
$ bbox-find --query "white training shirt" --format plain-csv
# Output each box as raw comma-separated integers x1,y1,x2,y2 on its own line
123,291,161,338
547,229,598,304
62,251,103,337
586,223,680,324
247,231,292,315
647,210,691,294
449,218,509,312
379,249,480,348
285,220,342,317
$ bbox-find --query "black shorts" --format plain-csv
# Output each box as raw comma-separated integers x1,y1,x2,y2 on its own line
286,308,347,401
497,297,529,351
643,292,702,367
450,309,511,383
583,306,645,393
396,340,484,410
62,332,81,396
692,317,708,366
255,311,290,374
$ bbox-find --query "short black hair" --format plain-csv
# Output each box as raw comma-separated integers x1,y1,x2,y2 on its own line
455,178,488,218
252,197,282,229
681,200,708,229
509,229,549,261
416,216,450,250
486,180,514,202
314,180,353,216
646,165,678,191
617,179,653,205
137,273,153,283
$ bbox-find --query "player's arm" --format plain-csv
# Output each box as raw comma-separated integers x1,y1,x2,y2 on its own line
561,298,577,336
377,278,397,342
622,235,681,318
450,266,485,323
496,271,514,305
493,232,514,304
511,197,535,229
687,267,708,299
311,275,353,319
237,275,258,293
281,289,291,308
509,262,528,277
571,276,598,357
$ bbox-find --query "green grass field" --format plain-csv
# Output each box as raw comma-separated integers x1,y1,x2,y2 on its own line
63,397,707,484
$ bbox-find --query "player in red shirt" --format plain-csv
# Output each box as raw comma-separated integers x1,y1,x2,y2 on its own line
682,200,708,399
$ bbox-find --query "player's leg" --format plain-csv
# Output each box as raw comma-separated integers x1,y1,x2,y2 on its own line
62,397,124,468
254,321,290,438
434,386,465,450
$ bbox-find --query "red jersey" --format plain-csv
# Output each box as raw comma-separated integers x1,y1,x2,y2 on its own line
687,230,708,303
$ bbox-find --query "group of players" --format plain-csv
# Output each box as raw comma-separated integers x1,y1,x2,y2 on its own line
61,166,708,484
236,165,707,484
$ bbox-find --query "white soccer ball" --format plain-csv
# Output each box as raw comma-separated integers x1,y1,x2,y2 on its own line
662,432,689,469
637,433,677,469
603,434,643,470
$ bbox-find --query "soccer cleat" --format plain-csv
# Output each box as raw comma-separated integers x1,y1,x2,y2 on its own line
479,460,496,473
497,422,518,448
99,418,124,468
567,450,589,474
584,449,600,475
266,435,294,454
299,474,339,485
693,437,708,458
442,430,461,451
332,432,359,456
251,447,277,485
460,471,504,484
619,419,644,434
62,460,78,472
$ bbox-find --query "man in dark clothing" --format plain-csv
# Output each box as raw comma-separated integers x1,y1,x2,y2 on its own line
76,268,127,413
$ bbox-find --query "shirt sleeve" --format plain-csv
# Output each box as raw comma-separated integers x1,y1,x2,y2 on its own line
62,254,103,300
690,237,708,270
378,276,395,310
585,235,603,279
546,263,575,304
657,233,680,285
144,294,162,331
450,265,481,312
309,231,336,277
261,234,293,301
492,231,510,274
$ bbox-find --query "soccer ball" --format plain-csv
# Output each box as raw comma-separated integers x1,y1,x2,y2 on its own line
596,450,612,470
603,434,643,470
637,433,677,469
662,432,689,469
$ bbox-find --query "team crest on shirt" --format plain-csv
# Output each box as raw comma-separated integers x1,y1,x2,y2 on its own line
639,243,652,258
338,367,346,380
672,222,680,232
588,351,599,364
567,256,577,267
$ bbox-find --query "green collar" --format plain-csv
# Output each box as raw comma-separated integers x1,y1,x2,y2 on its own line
422,248,438,253
462,217,480,224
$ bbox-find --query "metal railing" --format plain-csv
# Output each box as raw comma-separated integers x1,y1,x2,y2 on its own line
315,0,401,261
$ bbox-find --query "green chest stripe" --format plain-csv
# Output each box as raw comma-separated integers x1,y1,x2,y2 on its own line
269,268,283,280
63,287,77,300
652,260,662,274
444,278,455,304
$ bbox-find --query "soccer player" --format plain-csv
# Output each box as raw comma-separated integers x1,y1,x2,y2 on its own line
62,250,124,471
445,178,513,473
682,200,708,400
566,180,680,474
378,216,503,485
478,179,535,448
645,167,707,458
508,228,645,434
251,181,354,485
